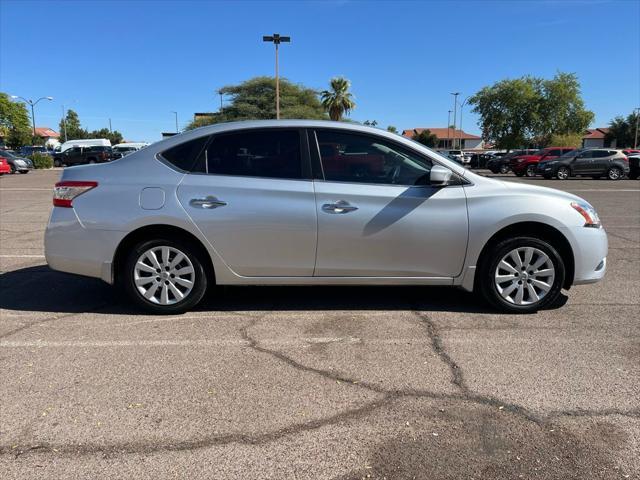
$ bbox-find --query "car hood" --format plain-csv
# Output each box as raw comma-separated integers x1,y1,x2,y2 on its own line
498,178,585,203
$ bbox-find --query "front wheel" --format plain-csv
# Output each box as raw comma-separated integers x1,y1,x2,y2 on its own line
478,237,565,313
556,166,570,180
525,165,536,177
607,167,622,180
499,164,510,174
54,159,62,167
121,238,208,314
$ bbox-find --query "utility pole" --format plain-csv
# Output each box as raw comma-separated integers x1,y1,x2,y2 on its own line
635,107,640,149
447,110,452,149
61,104,68,142
450,92,460,149
11,95,53,143
218,90,224,111
262,33,290,119
109,118,113,133
171,111,179,133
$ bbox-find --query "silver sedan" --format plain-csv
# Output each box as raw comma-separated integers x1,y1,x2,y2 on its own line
45,120,607,314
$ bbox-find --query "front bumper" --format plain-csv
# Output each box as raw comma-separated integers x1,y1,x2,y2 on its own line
45,207,125,284
562,225,608,285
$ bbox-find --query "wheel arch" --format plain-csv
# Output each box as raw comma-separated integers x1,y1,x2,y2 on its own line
112,224,216,286
475,221,575,290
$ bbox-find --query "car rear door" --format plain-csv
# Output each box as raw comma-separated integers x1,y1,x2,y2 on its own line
591,150,613,173
175,128,317,277
309,129,468,278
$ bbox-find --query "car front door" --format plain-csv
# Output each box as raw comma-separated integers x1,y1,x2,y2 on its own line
65,147,83,165
571,150,594,175
176,129,317,277
310,129,468,278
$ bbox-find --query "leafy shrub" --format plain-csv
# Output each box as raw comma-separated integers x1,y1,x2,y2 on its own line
29,152,53,169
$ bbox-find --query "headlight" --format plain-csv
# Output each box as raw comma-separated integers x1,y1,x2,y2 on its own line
516,158,525,163
14,159,26,166
571,201,601,228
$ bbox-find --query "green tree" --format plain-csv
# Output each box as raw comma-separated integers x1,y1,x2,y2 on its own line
88,127,124,146
413,129,439,148
386,125,398,134
606,111,640,148
59,109,88,140
185,77,326,129
0,92,32,148
320,77,356,121
469,72,593,149
549,133,583,148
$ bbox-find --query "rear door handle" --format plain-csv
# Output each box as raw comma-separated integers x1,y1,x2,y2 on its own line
189,196,227,209
322,200,358,214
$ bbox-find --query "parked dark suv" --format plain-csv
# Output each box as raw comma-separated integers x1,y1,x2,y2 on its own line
537,148,630,180
53,146,113,167
486,150,537,174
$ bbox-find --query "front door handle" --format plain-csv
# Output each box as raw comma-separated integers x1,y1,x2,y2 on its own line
190,196,227,209
322,200,358,214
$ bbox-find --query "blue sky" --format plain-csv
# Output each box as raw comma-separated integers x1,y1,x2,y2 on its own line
1,0,638,142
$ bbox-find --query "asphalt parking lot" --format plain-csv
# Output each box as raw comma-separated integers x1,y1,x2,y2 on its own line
0,169,638,479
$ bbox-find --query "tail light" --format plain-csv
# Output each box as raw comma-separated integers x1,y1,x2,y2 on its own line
53,181,98,208
622,155,629,163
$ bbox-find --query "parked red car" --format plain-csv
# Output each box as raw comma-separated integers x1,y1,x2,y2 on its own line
0,156,11,175
510,147,575,177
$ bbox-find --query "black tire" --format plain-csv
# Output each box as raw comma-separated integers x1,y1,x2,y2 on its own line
10,164,16,174
499,164,510,174
120,237,208,314
19,170,28,174
556,166,570,180
525,165,536,177
477,236,565,313
607,167,622,180
54,159,62,167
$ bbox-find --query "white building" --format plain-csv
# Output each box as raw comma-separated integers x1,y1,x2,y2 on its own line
402,128,483,150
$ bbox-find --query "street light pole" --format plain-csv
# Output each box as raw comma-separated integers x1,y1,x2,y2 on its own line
10,95,54,143
459,95,471,150
171,111,178,133
263,33,290,120
447,110,452,149
634,107,640,149
450,92,460,149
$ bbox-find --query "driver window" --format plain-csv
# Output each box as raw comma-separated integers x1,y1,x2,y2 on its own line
315,130,432,185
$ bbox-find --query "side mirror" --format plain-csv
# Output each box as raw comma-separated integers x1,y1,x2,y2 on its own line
430,165,453,187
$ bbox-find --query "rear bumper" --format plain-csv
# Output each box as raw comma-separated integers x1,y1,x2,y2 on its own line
44,207,124,284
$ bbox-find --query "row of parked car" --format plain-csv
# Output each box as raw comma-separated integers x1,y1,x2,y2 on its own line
479,147,640,180
0,150,35,175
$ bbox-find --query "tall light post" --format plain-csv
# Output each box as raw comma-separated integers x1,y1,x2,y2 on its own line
459,95,471,150
634,107,640,149
171,111,179,133
61,104,68,142
450,92,460,149
11,95,53,142
262,33,290,120
447,110,452,149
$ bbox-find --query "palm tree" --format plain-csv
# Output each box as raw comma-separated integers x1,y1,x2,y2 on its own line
320,77,356,121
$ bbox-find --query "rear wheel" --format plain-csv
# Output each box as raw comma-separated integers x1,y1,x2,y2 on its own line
525,165,536,177
121,238,208,314
54,159,62,167
478,237,565,313
499,164,510,174
607,167,622,180
556,166,570,180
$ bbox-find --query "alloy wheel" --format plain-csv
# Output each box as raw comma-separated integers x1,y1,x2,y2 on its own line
525,165,536,177
608,168,621,180
133,246,195,305
494,247,555,306
557,167,569,180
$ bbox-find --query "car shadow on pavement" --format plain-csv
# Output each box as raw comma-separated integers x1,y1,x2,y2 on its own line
0,265,567,315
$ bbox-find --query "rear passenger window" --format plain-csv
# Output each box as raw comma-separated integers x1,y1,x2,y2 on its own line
593,151,610,158
160,136,209,172
201,130,302,179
